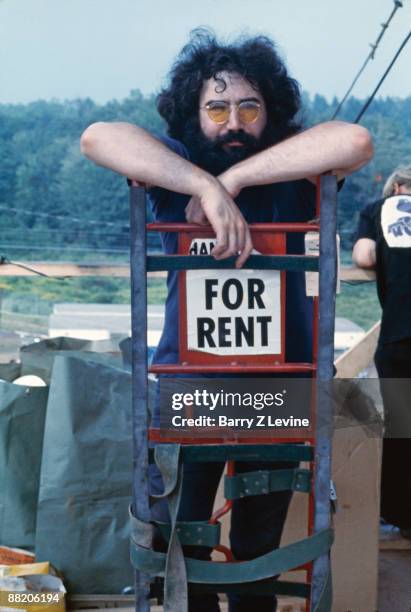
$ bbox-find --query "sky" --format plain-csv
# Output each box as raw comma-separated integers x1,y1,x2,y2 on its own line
0,0,410,105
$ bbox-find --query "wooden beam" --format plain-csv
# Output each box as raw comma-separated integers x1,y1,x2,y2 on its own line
334,320,381,378
0,262,164,278
340,266,376,281
0,262,375,281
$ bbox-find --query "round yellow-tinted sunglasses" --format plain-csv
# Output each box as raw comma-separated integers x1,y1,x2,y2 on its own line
201,100,261,124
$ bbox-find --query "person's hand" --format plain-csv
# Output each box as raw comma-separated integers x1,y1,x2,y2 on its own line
194,180,252,269
185,196,209,225
185,168,242,225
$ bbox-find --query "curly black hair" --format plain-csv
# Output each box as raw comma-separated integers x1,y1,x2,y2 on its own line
157,27,302,144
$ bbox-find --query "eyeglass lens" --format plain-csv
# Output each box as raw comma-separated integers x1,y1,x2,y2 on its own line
206,101,260,124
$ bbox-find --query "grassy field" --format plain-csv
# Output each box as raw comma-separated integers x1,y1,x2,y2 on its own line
0,274,380,335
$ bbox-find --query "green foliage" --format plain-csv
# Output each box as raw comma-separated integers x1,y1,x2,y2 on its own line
0,92,163,260
1,276,166,315
336,282,381,330
1,91,410,258
0,90,408,334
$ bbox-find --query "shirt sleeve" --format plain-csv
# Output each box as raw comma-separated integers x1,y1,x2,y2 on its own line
355,202,378,242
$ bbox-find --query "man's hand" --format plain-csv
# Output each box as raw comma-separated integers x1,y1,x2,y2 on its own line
192,181,252,268
186,170,251,268
185,166,243,224
185,196,209,225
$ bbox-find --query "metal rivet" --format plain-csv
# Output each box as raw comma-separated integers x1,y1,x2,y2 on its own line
245,489,250,493
198,539,203,545
197,527,202,532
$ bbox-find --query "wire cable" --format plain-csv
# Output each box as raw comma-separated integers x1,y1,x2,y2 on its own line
0,204,130,229
0,255,66,279
354,29,411,123
0,244,129,253
332,0,404,119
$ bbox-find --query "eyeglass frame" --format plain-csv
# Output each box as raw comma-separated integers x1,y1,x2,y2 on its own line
199,99,262,124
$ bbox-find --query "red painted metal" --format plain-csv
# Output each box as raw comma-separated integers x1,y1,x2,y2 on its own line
210,464,234,523
149,363,315,374
208,461,235,562
147,222,320,233
148,428,315,446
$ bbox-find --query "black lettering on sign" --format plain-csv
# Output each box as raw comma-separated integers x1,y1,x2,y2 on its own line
248,279,265,308
189,240,215,255
256,316,271,346
221,279,243,310
218,317,231,347
234,316,254,346
205,279,218,310
197,318,216,348
204,278,267,311
196,273,271,350
197,316,272,348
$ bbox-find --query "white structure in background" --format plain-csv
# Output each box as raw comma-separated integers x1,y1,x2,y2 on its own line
49,303,164,346
49,304,364,357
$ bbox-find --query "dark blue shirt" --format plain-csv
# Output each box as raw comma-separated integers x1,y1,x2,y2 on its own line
148,136,316,365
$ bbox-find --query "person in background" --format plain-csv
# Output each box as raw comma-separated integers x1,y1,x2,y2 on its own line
352,165,411,539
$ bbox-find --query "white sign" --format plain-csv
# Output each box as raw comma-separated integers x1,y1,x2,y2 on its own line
304,231,341,296
186,239,281,356
381,195,411,248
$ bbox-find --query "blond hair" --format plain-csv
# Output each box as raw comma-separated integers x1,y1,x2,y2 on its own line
383,165,411,197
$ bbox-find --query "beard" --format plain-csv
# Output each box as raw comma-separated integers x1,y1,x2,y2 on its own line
180,117,282,175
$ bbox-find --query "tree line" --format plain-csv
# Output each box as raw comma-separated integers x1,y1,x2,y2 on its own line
1,90,410,260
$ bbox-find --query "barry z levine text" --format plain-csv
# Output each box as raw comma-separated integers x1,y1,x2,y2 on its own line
171,415,310,429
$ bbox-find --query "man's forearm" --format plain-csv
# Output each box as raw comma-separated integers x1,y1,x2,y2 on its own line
80,121,254,267
80,122,216,198
226,121,373,191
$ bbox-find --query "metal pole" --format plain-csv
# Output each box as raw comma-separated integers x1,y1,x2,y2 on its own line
129,185,150,612
311,175,337,610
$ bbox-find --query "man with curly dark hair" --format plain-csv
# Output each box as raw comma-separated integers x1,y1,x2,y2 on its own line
81,29,373,611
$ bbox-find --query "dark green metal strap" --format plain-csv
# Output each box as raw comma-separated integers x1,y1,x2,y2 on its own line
188,578,310,598
130,507,154,549
152,444,181,500
156,520,221,548
225,468,312,500
153,444,187,612
149,444,314,464
131,527,333,584
147,254,319,272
